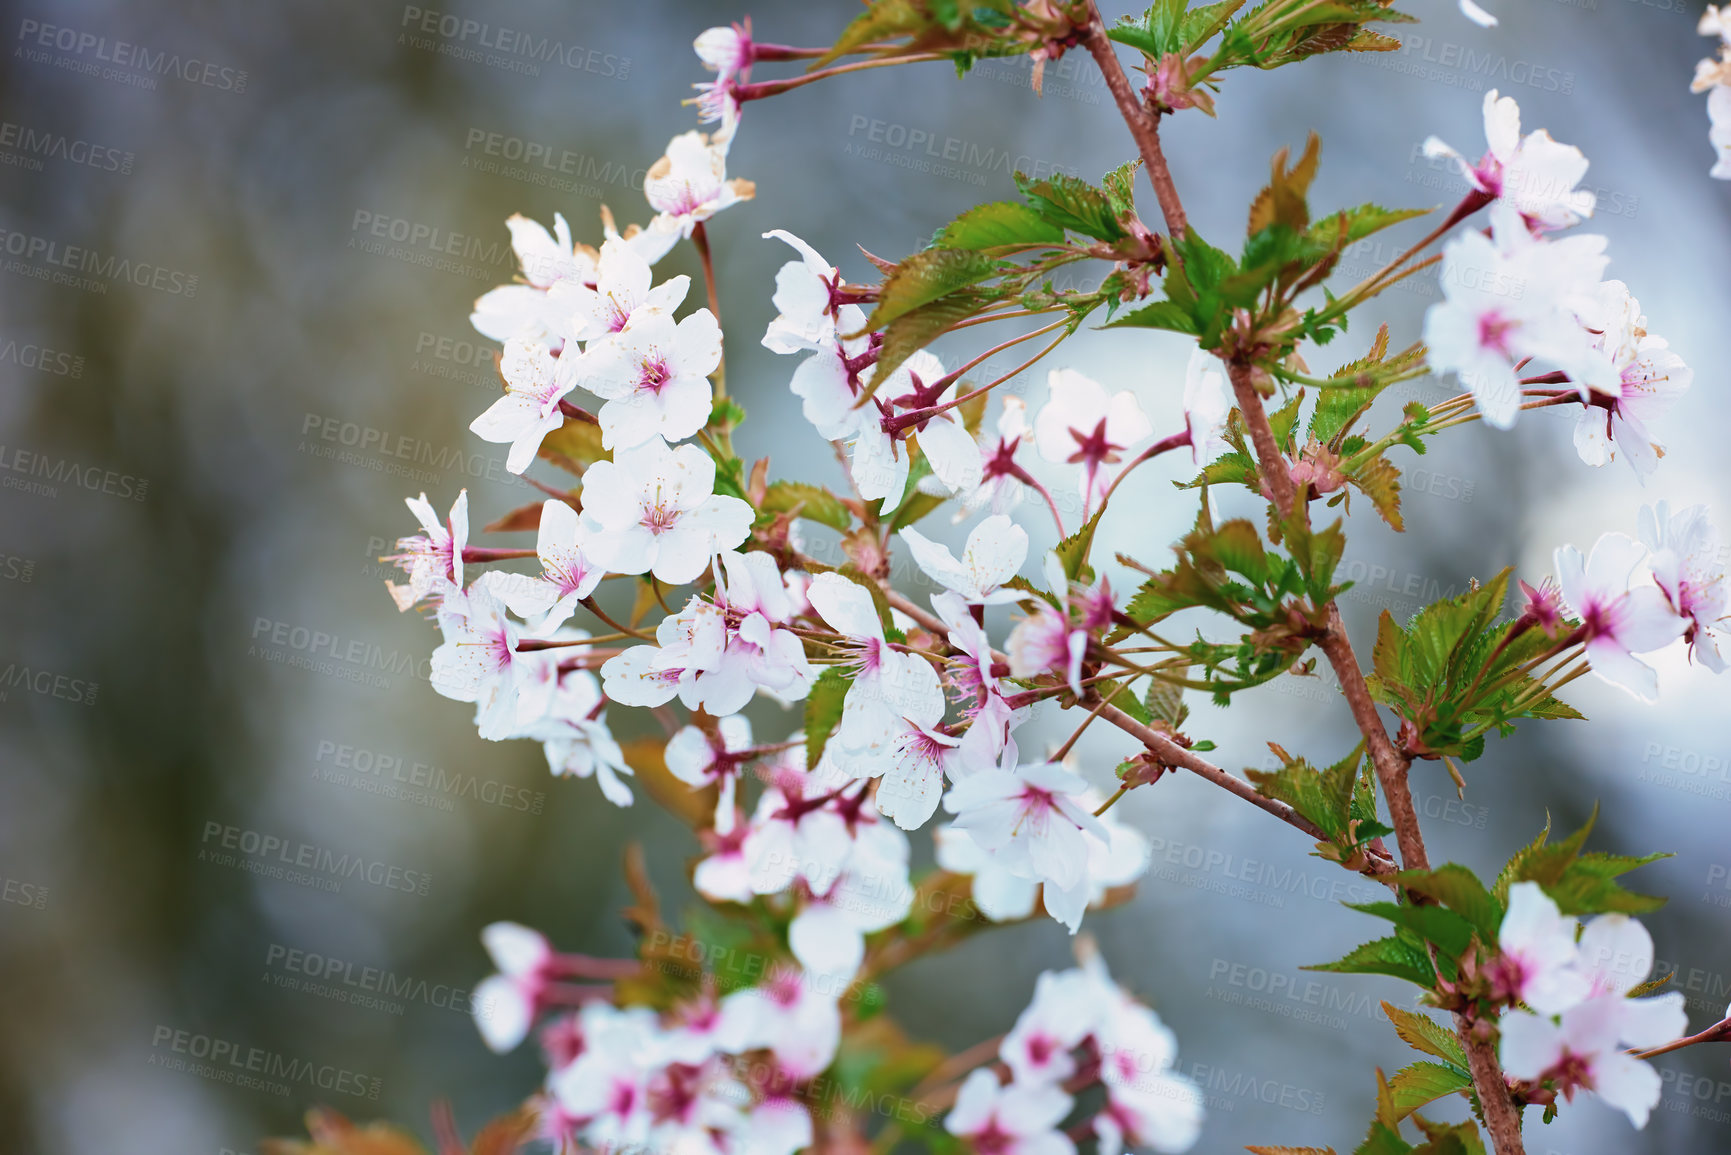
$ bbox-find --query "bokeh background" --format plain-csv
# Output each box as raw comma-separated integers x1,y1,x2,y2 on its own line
2,0,1728,1151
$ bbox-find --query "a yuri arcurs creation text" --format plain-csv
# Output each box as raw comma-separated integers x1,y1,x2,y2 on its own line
269,4,1730,1155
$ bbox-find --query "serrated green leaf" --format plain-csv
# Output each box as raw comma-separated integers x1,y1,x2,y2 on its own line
1055,508,1104,583
935,201,1066,251
1391,864,1502,942
1102,159,1142,218
1144,667,1189,729
1385,1062,1472,1124
1308,930,1436,988
1346,901,1477,959
866,249,1001,332
1015,171,1127,242
872,285,1005,386
1102,298,1201,335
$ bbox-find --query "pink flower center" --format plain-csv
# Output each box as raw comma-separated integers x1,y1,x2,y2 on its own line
971,1120,1016,1155
639,357,672,394
1477,311,1518,356
641,501,681,535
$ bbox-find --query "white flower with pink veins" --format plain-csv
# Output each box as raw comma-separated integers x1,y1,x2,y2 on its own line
471,212,598,346
470,337,576,474
580,436,754,586
645,130,755,238
383,488,467,611
1422,90,1596,232
547,1003,662,1149
846,350,979,514
1639,502,1730,673
807,570,945,749
664,713,754,833
576,308,723,450
516,666,634,807
548,234,690,351
430,572,527,741
1570,280,1692,478
944,1068,1076,1155
1082,953,1203,1155
761,229,858,355
1423,202,1608,429
942,759,1108,933
1554,532,1688,701
488,499,603,636
958,395,1035,520
1034,368,1153,514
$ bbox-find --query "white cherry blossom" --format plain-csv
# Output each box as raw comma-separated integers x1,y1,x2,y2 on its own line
1034,368,1153,513
1422,90,1596,231
807,571,945,757
719,966,842,1079
899,514,1029,606
959,395,1035,519
578,309,723,449
943,760,1108,933
471,921,554,1053
944,1068,1075,1155
1458,0,1498,26
1639,502,1729,672
580,436,754,586
1571,280,1692,477
548,234,690,349
384,489,468,611
470,338,576,474
1423,203,1608,428
527,668,634,806
762,230,852,355
1182,348,1230,468
1554,532,1688,701
1501,982,1687,1129
665,713,754,833
1493,882,1590,1014
430,572,526,741
471,212,599,346
645,130,754,237
491,499,603,636
788,819,913,982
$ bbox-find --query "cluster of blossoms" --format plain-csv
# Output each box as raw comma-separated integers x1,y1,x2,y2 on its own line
351,7,1731,1155
1492,884,1687,1128
1423,91,1693,471
1696,7,1731,179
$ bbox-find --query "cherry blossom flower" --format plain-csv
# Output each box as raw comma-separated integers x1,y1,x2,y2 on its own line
741,762,862,899
959,396,1035,519
788,818,913,982
430,572,526,741
1696,12,1731,178
899,514,1029,607
1007,553,1114,697
548,1003,662,1148
601,202,681,267
694,820,754,904
489,499,603,636
1639,502,1729,672
935,786,1149,926
472,921,555,1053
526,667,635,806
1034,368,1152,513
847,351,977,513
1490,882,1590,1014
825,648,954,831
578,308,723,449
1093,1010,1204,1154
1182,349,1230,468
1422,90,1596,231
470,338,576,474
719,966,842,1079
1423,203,1608,428
934,592,1015,730
548,234,690,349
384,489,467,611
1571,281,1692,477
944,1068,1075,1155
1000,966,1099,1085
645,130,754,238
712,548,817,706
1554,532,1688,700
580,436,754,585
471,213,599,346
943,760,1108,933
807,571,946,756
665,714,754,833
761,230,856,355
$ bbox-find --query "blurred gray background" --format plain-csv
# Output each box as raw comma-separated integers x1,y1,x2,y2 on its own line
1,0,1728,1151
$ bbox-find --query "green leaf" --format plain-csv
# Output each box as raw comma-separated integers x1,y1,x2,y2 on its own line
1102,159,1142,218
1248,747,1360,844
866,249,1001,332
1494,807,1670,917
1381,1002,1468,1068
819,0,928,63
1351,1121,1414,1155
935,201,1066,251
1144,666,1189,729
1103,298,1201,336
1345,901,1477,959
1054,509,1105,583
804,669,851,769
1391,864,1502,942
1016,171,1127,242
1308,929,1436,988
1385,1062,1472,1124
760,481,852,532
873,285,1006,385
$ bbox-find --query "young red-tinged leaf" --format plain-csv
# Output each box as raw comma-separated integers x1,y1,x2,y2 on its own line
483,501,547,534
1248,133,1322,235
760,481,853,532
1015,171,1127,242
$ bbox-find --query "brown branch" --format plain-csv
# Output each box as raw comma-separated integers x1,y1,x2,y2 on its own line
1458,1022,1528,1155
1080,3,1188,238
1227,361,1297,515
